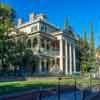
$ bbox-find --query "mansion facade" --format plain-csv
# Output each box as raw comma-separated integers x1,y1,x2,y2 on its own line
12,13,80,75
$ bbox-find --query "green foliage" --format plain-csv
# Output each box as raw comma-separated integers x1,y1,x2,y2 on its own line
80,22,96,73
90,22,94,49
0,3,15,33
80,26,89,73
0,3,36,75
0,3,15,72
89,21,96,72
80,42,90,73
64,16,68,30
83,25,87,46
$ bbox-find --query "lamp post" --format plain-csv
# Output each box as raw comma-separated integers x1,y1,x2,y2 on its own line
58,77,62,100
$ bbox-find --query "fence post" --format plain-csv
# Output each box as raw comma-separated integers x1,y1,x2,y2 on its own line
58,77,62,100
74,78,77,100
39,87,42,100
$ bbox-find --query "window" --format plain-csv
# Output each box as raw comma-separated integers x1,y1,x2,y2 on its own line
47,40,50,50
45,26,47,32
27,39,31,48
41,25,45,32
33,38,38,47
41,39,45,48
56,58,60,65
40,25,47,32
31,25,37,32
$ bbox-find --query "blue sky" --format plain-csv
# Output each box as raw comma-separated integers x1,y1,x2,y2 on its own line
1,0,100,47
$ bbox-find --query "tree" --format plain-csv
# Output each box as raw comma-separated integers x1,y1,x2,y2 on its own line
0,3,15,33
15,32,27,70
83,26,87,47
89,21,96,71
0,3,15,72
80,26,90,73
64,16,68,30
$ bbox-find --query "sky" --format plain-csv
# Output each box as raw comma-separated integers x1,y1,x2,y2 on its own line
0,0,100,47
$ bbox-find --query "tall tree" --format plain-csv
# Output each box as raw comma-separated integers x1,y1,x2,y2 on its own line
89,21,96,71
64,16,68,30
83,25,87,47
90,21,95,49
80,26,90,73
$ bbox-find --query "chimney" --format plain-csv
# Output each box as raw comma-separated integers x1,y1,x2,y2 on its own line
18,18,23,26
29,13,36,22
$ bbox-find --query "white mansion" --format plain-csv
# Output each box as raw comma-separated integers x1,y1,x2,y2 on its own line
13,13,80,75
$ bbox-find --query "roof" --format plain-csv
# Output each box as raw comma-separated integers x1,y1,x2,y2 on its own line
16,18,60,31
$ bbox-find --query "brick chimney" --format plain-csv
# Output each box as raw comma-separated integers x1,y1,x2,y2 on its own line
29,13,36,22
18,18,23,26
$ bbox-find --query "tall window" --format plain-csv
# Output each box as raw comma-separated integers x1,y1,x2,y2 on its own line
41,39,45,48
56,58,60,65
40,25,47,32
27,39,31,48
33,38,38,47
55,40,60,50
41,25,45,32
47,40,50,50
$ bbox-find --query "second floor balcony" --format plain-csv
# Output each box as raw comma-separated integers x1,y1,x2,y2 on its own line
32,47,59,57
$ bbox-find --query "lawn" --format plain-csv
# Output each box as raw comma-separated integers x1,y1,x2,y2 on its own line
0,78,100,96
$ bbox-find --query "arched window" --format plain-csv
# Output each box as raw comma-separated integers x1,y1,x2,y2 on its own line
41,39,45,48
33,38,38,47
47,40,50,50
27,39,31,48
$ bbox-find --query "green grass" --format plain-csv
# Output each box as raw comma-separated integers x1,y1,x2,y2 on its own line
0,78,100,96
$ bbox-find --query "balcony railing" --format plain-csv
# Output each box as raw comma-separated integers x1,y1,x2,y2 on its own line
40,48,59,56
32,47,59,56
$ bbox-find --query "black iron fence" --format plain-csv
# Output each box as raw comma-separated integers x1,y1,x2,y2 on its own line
35,77,100,100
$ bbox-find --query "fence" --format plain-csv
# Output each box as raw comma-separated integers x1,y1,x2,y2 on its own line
0,77,100,100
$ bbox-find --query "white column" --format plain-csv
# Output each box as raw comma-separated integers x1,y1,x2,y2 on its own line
73,46,76,73
65,40,68,75
69,43,72,74
60,39,63,73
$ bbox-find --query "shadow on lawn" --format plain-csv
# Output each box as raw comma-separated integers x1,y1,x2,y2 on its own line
0,82,58,96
